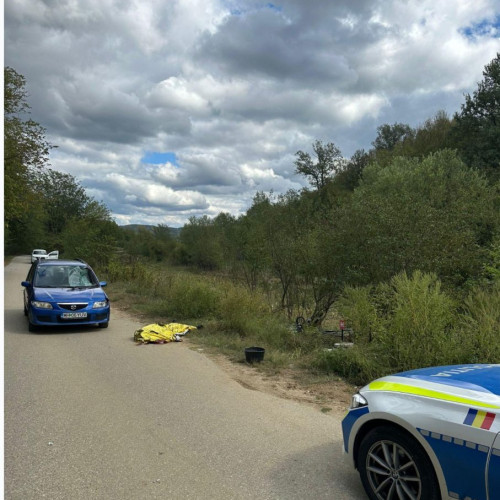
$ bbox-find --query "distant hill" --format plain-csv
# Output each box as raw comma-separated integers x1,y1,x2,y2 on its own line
120,224,182,238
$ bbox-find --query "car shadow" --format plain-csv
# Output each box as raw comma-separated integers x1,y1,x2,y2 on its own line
267,441,366,499
5,308,106,336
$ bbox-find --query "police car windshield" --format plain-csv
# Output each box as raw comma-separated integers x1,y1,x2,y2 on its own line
34,265,98,288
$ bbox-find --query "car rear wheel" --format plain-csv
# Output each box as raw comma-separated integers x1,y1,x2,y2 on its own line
358,425,439,500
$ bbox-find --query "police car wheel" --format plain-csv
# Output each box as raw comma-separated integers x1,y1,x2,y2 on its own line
358,425,439,500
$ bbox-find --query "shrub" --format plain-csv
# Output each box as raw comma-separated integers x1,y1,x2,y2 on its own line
311,346,388,386
165,279,220,319
378,270,457,371
458,282,500,363
104,257,151,283
336,285,380,343
216,284,270,336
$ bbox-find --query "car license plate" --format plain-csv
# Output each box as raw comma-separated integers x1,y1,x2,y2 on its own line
61,312,87,319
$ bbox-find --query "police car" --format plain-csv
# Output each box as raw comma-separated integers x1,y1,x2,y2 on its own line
342,364,500,500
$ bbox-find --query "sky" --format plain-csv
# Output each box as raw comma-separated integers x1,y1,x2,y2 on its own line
4,0,500,227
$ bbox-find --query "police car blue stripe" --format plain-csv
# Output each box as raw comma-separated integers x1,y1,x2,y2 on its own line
490,449,500,497
341,406,369,453
418,428,488,499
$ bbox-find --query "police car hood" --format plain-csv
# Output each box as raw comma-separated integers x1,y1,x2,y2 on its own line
34,287,106,302
365,364,500,406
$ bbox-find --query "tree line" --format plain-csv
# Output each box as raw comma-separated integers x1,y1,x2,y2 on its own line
175,54,500,323
4,67,119,267
4,54,500,325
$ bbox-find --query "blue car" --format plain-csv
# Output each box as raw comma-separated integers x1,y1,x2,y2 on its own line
342,364,500,500
22,259,110,332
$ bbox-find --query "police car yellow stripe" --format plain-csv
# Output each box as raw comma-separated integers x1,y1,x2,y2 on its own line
369,381,500,410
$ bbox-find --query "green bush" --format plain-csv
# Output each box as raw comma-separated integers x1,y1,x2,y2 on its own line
458,282,500,363
378,270,457,371
166,278,220,319
311,346,388,386
336,285,380,343
216,284,270,336
105,257,152,283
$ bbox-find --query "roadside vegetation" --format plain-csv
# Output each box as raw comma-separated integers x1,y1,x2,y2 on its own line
5,55,500,386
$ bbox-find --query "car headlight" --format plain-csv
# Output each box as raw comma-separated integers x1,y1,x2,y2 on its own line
93,300,108,309
32,301,53,309
350,393,368,409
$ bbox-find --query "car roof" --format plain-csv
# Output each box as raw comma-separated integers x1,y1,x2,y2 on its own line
32,249,46,252
36,259,88,267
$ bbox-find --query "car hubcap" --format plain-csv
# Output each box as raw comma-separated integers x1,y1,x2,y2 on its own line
366,440,421,500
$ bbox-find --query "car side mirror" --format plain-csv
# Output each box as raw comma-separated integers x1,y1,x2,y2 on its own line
99,281,107,287
21,281,30,287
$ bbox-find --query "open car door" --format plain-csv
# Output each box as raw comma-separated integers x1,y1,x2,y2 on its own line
47,251,59,260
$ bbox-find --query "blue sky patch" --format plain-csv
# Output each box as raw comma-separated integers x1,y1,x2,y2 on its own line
266,3,282,12
141,152,178,165
229,2,282,16
460,15,500,39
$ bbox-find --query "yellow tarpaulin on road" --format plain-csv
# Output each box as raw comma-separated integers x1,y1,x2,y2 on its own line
134,322,198,344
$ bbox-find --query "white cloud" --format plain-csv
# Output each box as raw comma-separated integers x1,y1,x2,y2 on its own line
103,173,209,209
147,77,211,115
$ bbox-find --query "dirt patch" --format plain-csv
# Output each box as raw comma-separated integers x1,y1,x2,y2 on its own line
190,344,356,418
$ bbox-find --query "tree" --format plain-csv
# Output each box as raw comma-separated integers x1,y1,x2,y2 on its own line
231,193,273,291
294,140,344,190
59,196,117,266
338,150,499,287
452,53,500,181
32,169,90,235
334,149,371,191
4,67,53,231
409,111,453,157
262,191,312,315
372,122,414,151
179,215,224,270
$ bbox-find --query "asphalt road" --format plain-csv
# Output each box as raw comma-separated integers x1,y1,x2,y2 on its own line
4,256,366,500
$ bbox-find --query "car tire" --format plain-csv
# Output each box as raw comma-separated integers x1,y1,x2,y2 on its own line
98,322,109,328
357,425,440,500
28,321,39,333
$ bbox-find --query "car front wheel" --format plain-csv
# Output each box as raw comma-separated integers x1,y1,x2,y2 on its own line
357,425,440,500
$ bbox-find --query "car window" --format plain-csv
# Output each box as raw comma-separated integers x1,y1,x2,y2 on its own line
26,264,36,282
68,266,96,287
34,267,57,287
33,265,97,288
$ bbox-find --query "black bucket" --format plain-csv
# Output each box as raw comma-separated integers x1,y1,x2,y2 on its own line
245,346,265,363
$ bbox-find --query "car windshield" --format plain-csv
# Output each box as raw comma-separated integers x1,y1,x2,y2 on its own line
33,265,98,288
33,250,47,255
